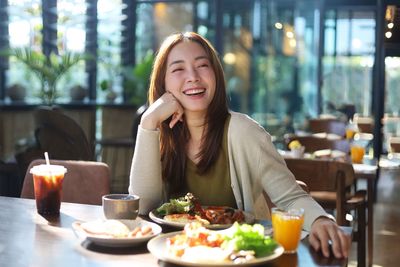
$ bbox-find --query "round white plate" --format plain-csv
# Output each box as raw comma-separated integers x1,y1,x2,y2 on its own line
149,208,255,230
147,231,284,267
72,219,162,247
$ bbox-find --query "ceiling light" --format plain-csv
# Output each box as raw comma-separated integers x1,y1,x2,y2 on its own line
275,22,283,30
223,53,236,65
385,31,392,38
388,22,394,29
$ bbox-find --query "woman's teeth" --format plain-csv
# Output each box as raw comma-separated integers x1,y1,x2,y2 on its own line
184,88,205,96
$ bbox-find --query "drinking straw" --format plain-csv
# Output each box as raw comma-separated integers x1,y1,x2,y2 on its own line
44,152,50,166
44,152,54,181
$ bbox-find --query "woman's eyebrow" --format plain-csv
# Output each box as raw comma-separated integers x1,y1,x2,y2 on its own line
168,56,209,67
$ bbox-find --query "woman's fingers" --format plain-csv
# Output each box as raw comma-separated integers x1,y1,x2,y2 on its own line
169,109,184,128
141,92,184,129
317,224,331,257
337,229,351,258
309,217,351,259
327,225,343,258
309,231,321,251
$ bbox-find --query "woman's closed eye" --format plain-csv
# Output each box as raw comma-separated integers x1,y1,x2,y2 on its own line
171,67,183,73
197,63,209,68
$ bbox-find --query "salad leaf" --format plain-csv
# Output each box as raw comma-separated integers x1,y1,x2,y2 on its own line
222,222,278,257
156,194,194,216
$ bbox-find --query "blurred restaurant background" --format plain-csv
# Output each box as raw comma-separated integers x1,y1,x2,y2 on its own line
0,0,400,196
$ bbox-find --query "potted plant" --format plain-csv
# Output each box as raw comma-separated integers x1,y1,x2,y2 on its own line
7,48,86,105
100,79,117,102
6,83,27,102
69,84,88,102
122,51,154,106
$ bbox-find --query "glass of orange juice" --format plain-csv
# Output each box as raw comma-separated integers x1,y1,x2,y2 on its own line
345,128,356,140
350,145,365,163
271,208,304,253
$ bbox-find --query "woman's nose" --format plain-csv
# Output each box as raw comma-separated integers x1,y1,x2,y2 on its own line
187,67,200,82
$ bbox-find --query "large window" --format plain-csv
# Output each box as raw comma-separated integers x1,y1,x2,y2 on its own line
218,0,321,142
322,9,376,117
0,0,382,142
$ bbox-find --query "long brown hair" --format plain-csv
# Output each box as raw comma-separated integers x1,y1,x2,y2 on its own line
148,32,229,197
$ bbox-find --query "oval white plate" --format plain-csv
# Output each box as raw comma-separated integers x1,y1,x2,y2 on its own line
72,219,162,247
149,208,255,230
147,231,284,267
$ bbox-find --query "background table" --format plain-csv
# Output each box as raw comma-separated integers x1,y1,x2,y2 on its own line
0,196,347,267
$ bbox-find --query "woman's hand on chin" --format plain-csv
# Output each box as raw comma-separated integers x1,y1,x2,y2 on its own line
141,92,184,130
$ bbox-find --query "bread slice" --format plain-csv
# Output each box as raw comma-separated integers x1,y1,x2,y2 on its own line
80,220,130,238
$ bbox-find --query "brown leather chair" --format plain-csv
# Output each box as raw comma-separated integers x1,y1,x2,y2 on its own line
309,118,346,137
284,134,350,154
389,137,400,153
284,158,367,267
354,116,374,134
20,159,110,205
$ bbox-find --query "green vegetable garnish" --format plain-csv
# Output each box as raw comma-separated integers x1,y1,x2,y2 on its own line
222,222,278,257
156,193,195,216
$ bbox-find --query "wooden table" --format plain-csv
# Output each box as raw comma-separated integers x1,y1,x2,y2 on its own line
353,162,378,267
0,196,347,267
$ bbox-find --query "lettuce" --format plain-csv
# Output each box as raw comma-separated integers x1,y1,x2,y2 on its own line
222,222,278,257
156,196,194,216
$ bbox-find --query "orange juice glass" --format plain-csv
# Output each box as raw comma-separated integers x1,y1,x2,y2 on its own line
30,164,67,215
345,129,356,140
350,145,365,163
271,208,304,253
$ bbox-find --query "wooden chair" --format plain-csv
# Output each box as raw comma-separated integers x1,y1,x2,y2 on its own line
20,159,110,205
284,134,350,154
309,118,346,137
354,116,374,134
284,158,367,267
34,106,94,161
389,136,400,153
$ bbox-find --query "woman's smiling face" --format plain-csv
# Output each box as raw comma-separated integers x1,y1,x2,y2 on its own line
164,41,216,114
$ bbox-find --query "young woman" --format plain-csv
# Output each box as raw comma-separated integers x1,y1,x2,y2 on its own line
129,32,350,258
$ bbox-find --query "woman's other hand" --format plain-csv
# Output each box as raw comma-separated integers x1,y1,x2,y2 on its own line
141,92,184,130
309,217,352,258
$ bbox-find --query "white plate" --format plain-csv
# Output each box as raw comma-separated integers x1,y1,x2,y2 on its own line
149,208,255,230
72,219,162,247
147,231,284,267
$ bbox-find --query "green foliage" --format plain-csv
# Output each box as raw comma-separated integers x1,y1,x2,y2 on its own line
122,51,154,106
6,48,87,104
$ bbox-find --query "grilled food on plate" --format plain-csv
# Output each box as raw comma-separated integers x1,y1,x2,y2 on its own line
156,193,245,225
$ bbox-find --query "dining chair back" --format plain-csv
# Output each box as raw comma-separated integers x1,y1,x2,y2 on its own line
309,118,346,137
34,106,94,161
20,159,110,205
284,158,367,266
354,115,374,134
284,134,350,154
389,136,400,153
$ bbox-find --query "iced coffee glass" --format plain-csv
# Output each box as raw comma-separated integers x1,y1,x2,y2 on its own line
30,164,67,215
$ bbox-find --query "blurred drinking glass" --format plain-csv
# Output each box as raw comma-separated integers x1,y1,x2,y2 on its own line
350,145,365,163
272,208,304,253
30,164,67,215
